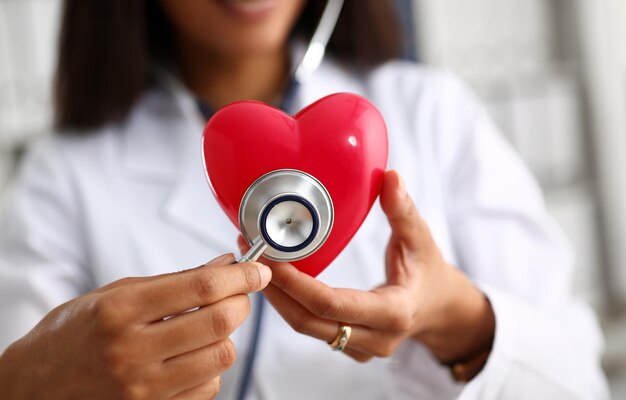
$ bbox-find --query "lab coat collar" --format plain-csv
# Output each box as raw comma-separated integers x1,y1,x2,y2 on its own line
298,58,366,109
120,65,204,178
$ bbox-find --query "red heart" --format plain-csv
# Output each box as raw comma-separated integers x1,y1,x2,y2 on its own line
202,93,388,277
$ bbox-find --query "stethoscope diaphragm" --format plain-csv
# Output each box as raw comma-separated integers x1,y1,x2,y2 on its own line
238,169,334,262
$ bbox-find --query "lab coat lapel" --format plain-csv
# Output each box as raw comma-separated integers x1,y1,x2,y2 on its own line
298,59,364,106
160,73,238,252
122,76,237,252
161,126,237,253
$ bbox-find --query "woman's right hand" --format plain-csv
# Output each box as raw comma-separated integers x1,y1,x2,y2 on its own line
0,253,271,400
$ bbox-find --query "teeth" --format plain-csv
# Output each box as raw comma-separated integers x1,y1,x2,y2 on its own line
223,0,279,13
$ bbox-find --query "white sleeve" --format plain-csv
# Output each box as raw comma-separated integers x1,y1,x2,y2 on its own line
436,77,609,399
0,138,90,352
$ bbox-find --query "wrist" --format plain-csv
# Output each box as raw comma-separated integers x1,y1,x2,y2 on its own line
413,265,495,364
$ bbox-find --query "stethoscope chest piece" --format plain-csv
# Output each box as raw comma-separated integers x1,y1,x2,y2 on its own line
239,169,334,262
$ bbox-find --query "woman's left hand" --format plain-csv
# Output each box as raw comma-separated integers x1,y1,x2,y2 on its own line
238,170,495,365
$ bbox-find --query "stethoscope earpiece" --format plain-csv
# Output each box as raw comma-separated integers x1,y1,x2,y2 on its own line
238,169,333,263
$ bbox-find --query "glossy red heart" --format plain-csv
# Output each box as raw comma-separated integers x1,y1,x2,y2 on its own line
202,93,388,277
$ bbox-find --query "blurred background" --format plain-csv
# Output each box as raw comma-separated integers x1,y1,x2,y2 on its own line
1,0,625,396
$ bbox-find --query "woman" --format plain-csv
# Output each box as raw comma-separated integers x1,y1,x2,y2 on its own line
0,0,609,399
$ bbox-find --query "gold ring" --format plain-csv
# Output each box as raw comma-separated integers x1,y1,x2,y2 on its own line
328,324,352,351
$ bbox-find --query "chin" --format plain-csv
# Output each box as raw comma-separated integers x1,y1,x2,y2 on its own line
217,33,290,57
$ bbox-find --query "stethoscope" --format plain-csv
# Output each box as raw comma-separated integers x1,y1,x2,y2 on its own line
198,1,345,399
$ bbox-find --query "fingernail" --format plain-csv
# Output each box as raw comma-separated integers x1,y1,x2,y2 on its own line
397,175,407,199
257,264,272,287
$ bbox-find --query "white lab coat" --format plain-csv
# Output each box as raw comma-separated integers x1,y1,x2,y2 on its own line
0,58,609,399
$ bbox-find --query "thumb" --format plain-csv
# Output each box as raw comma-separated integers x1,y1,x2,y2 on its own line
380,170,432,251
96,253,237,292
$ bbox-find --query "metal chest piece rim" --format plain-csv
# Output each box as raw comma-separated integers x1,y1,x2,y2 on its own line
238,169,334,262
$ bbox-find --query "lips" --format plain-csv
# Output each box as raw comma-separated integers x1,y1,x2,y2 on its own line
216,0,280,19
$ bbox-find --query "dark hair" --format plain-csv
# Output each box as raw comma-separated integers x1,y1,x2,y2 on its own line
55,0,405,131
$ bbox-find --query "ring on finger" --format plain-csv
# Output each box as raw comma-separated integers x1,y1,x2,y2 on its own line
328,324,352,352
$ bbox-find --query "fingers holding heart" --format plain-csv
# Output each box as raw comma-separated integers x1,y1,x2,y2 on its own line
236,235,412,361
238,233,412,331
268,262,414,333
260,264,410,360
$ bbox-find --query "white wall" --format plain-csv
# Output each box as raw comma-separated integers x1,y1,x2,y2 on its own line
576,0,626,305
0,0,61,193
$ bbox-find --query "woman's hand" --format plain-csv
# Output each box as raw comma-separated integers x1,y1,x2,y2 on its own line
240,170,494,366
0,254,271,400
